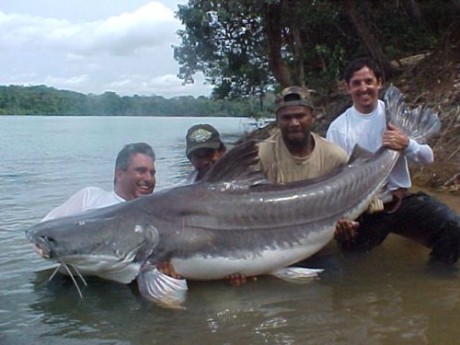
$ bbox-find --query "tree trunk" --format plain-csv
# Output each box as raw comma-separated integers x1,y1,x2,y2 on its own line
402,0,422,21
263,2,292,87
342,0,397,80
287,0,305,87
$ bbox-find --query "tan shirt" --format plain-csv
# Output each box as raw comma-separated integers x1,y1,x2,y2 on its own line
257,130,349,184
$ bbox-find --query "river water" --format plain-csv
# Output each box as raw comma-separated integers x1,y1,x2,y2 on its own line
0,115,459,345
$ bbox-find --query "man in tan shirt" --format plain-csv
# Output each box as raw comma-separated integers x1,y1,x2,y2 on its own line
258,86,348,183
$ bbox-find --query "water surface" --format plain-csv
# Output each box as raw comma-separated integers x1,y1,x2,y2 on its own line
0,115,459,345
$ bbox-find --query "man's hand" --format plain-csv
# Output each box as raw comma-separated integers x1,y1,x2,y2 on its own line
225,274,257,286
334,219,359,243
382,123,409,151
366,197,384,214
157,261,183,279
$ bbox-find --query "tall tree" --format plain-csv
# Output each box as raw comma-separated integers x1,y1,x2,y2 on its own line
174,0,275,99
341,0,397,79
174,0,457,97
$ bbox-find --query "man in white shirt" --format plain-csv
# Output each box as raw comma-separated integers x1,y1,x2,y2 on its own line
183,124,226,184
41,142,189,305
326,57,460,264
42,142,156,221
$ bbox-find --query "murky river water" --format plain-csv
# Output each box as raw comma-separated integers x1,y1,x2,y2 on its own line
0,116,459,345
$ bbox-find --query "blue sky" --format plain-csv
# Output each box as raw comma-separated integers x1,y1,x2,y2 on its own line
0,1,213,97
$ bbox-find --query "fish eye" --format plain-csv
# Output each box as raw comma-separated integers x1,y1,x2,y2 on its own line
42,236,55,244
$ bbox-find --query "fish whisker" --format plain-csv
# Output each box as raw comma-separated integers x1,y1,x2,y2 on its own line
41,236,87,299
72,265,88,287
53,251,85,300
47,265,61,282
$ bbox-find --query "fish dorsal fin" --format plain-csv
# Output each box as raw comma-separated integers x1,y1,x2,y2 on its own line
348,144,374,164
200,139,269,186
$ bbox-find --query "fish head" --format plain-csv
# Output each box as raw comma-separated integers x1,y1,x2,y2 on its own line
26,203,160,283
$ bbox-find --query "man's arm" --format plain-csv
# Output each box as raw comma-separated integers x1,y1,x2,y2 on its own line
41,188,89,222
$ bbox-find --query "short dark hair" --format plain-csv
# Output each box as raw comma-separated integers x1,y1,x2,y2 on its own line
115,142,155,171
343,57,383,84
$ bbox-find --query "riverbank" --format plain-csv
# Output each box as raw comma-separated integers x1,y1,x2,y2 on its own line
411,186,459,212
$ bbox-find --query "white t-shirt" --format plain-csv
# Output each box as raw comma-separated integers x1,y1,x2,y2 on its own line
41,186,125,222
326,100,434,191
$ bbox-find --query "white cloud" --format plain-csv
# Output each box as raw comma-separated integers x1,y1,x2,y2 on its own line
0,1,212,98
0,3,177,56
44,74,90,88
105,72,212,98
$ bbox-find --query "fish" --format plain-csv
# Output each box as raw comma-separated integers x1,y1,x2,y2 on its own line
25,86,441,307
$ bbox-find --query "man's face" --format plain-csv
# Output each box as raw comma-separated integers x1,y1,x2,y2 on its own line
346,66,382,114
277,105,315,147
189,148,225,181
115,153,156,200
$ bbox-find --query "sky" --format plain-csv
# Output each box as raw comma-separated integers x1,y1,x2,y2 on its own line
0,0,213,98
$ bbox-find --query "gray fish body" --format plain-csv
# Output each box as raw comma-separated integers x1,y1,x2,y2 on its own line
26,86,441,283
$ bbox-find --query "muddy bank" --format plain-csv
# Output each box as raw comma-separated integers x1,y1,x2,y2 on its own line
412,186,460,212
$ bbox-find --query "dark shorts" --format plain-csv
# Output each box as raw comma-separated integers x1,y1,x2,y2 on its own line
338,192,460,264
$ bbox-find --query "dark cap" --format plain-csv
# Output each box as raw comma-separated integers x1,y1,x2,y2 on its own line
186,124,223,157
275,86,314,113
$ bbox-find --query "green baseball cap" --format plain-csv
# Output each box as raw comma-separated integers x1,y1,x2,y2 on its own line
185,124,223,158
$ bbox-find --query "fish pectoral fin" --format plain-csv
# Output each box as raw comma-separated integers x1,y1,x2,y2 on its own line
270,267,323,283
137,267,188,309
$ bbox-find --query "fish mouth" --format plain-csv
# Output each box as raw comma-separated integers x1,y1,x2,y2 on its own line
28,233,53,260
31,243,50,259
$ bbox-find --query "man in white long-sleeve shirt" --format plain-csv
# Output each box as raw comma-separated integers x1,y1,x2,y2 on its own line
42,142,156,221
327,57,460,264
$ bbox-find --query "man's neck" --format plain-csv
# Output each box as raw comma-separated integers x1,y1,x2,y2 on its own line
354,102,378,115
114,187,129,201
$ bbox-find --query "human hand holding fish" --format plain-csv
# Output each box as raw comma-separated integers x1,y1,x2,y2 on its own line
225,273,257,286
383,123,409,151
334,219,359,243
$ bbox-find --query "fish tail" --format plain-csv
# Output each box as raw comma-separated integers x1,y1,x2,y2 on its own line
384,85,441,143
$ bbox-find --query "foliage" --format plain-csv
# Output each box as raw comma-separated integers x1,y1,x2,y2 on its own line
174,0,458,97
0,85,273,117
174,1,275,99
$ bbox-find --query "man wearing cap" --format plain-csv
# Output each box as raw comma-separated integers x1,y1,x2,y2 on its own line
184,124,227,184
258,86,348,184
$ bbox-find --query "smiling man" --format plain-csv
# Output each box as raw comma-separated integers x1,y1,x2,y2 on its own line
42,142,156,221
326,57,460,264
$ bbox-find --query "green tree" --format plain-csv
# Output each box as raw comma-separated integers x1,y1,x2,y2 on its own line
174,1,275,99
0,85,259,117
174,0,458,96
